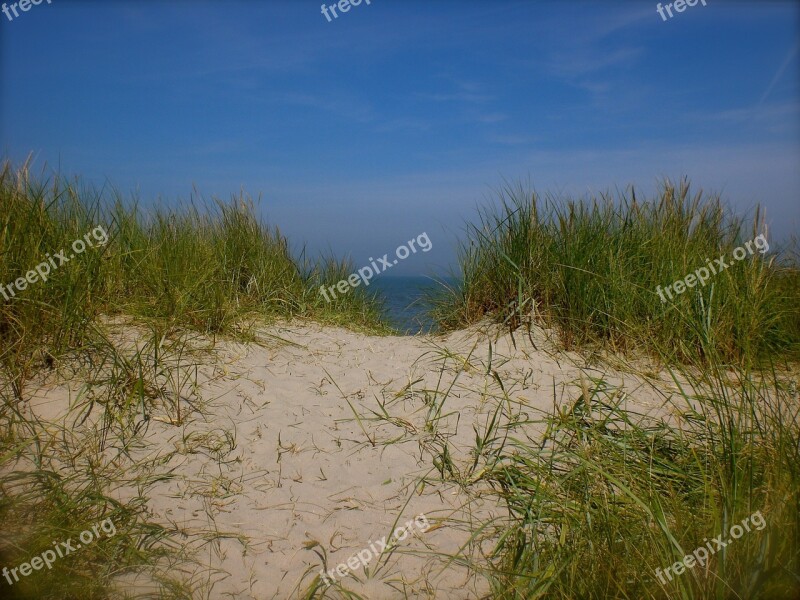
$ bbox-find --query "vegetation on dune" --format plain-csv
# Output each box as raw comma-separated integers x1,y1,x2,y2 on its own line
428,179,800,365
401,342,799,600
0,159,389,377
420,180,799,598
478,368,799,599
2,161,798,598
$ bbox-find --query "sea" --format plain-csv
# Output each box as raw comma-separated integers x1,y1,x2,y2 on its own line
369,275,447,335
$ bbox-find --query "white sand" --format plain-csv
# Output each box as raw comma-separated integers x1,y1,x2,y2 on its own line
20,321,676,599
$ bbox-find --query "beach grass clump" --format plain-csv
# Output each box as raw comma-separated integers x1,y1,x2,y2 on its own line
0,450,190,600
429,179,800,364
467,364,800,599
0,298,237,598
410,340,799,599
0,159,389,377
0,328,200,599
305,253,393,332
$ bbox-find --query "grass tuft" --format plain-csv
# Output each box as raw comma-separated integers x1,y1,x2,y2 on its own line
428,179,800,365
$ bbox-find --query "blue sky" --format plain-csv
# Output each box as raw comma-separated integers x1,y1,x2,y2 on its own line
2,0,798,275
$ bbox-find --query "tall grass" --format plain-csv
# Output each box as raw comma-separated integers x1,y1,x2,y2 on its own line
404,340,799,599
0,159,389,382
429,179,800,364
476,370,799,599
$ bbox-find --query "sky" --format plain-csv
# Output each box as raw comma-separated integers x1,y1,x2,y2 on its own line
1,0,798,276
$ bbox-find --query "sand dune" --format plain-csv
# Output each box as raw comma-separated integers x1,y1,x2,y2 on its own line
21,321,676,599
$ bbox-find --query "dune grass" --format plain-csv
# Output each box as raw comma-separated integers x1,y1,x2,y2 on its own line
478,370,799,599
402,339,799,600
428,179,800,365
0,324,205,599
0,159,389,380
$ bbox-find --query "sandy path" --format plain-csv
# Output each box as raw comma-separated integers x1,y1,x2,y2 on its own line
21,322,673,599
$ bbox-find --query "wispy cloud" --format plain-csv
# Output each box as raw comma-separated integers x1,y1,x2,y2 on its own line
417,91,492,103
474,113,508,124
531,6,649,105
262,91,376,124
416,81,503,126
486,134,539,146
757,38,800,107
547,46,644,79
373,118,433,133
698,101,800,134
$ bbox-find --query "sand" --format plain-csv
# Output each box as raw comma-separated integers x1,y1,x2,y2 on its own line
19,321,676,599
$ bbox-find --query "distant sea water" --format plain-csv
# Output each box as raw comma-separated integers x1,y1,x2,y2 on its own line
370,276,452,335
